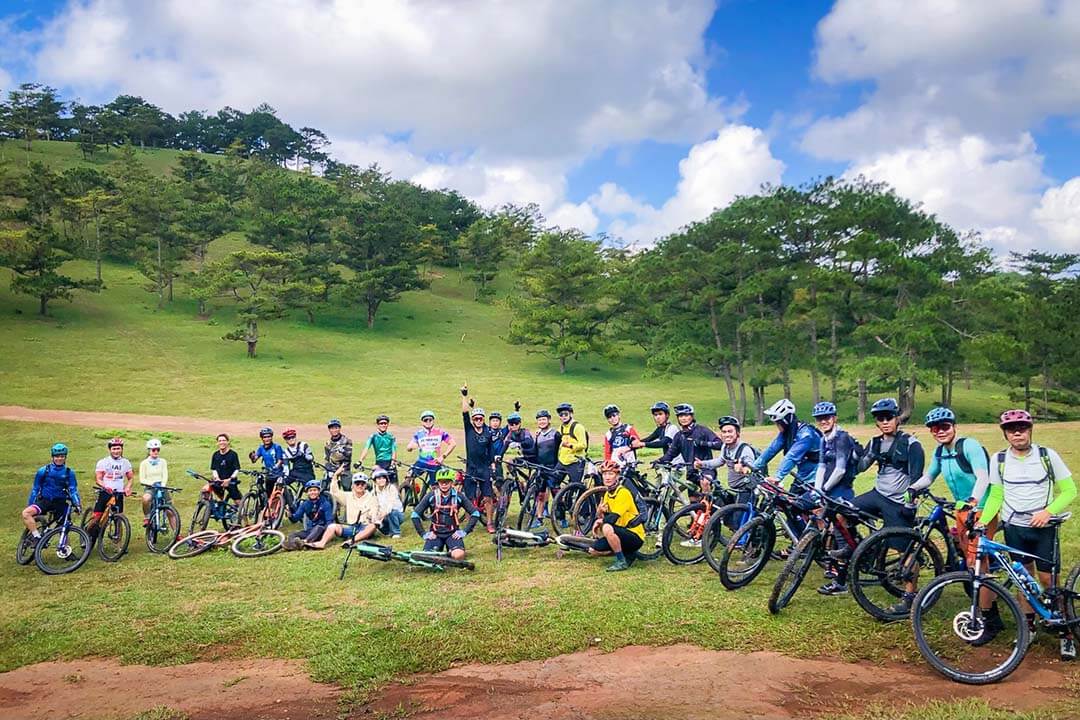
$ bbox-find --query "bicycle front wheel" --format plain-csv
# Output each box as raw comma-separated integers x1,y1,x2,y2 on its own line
189,500,210,534
718,516,776,590
849,527,944,622
569,486,605,536
551,482,586,536
231,529,285,558
239,492,264,526
97,513,131,562
768,527,820,614
35,525,92,575
912,571,1027,684
167,530,218,559
634,498,664,562
411,552,476,571
145,506,180,554
661,502,710,565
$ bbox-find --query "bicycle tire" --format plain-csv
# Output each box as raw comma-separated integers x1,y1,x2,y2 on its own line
912,571,1027,684
569,486,606,536
661,502,709,565
189,499,210,534
703,502,753,553
633,498,664,562
411,552,476,571
145,506,180,554
718,516,777,590
551,482,586,536
1064,562,1080,628
239,492,264,526
849,527,945,622
230,529,285,558
17,519,44,565
516,485,543,531
167,530,218,559
34,525,92,575
97,512,131,562
768,527,820,614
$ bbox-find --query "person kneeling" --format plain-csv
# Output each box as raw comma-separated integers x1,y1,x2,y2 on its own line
306,472,383,549
285,480,335,550
411,467,481,560
587,460,645,572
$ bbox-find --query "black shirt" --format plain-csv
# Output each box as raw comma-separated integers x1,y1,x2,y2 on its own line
462,412,494,472
211,449,240,482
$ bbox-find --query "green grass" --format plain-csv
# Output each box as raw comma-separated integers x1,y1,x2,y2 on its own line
0,139,204,176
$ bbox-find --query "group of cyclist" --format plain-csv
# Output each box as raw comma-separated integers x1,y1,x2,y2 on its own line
21,390,1075,618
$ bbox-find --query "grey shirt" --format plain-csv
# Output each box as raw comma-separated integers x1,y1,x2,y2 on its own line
699,442,758,491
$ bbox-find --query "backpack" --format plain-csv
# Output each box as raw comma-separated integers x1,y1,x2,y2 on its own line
568,421,590,452
935,437,990,477
995,447,1055,485
870,432,914,472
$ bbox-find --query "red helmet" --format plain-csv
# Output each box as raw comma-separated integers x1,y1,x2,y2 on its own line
282,427,297,439
599,460,620,475
107,437,124,448
999,409,1033,427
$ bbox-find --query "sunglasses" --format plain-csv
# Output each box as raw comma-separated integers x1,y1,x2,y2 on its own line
872,414,897,422
1003,423,1031,434
149,447,161,451
377,421,389,425
927,422,954,433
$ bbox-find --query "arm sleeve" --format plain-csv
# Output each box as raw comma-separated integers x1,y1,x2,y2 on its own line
822,435,848,492
460,493,481,533
1047,476,1077,515
754,433,784,471
698,456,726,470
980,458,1004,523
640,426,662,446
28,468,44,506
775,432,815,480
856,439,877,473
966,439,990,503
288,500,307,523
410,492,430,535
303,444,314,462
161,459,169,485
68,470,80,507
907,439,925,481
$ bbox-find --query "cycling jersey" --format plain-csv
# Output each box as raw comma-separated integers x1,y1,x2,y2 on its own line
910,436,990,509
601,486,645,540
288,495,334,526
815,428,858,493
534,427,560,467
363,431,397,462
139,457,169,487
856,431,924,503
324,434,353,477
506,428,537,463
983,444,1074,527
557,421,588,465
283,442,315,482
462,412,494,475
412,427,452,470
699,441,759,491
96,455,133,492
210,449,240,482
254,443,285,476
411,487,481,536
639,422,678,451
29,462,79,507
659,423,719,467
603,423,641,465
755,422,820,487
489,425,510,457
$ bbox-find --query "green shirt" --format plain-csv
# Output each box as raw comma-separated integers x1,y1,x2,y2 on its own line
364,431,397,462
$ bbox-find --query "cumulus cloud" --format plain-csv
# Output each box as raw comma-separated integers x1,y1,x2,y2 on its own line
1034,178,1080,251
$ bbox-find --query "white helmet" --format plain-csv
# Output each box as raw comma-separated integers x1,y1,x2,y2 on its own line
351,472,371,488
764,399,796,423
146,438,162,450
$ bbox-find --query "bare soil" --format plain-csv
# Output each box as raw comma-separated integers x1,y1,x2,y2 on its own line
2,645,1073,720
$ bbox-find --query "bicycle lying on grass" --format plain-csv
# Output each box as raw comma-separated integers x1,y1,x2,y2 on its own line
167,521,285,560
339,540,475,578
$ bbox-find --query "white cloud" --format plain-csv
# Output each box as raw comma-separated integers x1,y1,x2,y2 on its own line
1034,177,1080,251
593,124,785,246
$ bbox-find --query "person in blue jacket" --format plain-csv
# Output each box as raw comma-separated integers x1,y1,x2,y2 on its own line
285,480,335,549
22,443,81,537
749,399,821,494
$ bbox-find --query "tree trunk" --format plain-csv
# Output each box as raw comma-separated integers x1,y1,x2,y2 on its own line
753,386,765,425
830,312,838,402
964,362,971,390
156,237,164,308
947,368,954,407
1042,360,1050,416
857,378,867,424
93,213,102,282
707,299,738,415
366,299,379,329
39,295,48,316
735,326,748,424
559,356,566,374
167,275,174,302
941,370,948,406
1024,377,1031,413
246,320,258,358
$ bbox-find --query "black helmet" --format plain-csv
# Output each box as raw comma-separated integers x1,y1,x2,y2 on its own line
603,404,620,418
536,409,551,419
650,401,670,414
673,403,695,416
258,427,273,438
489,411,502,420
556,402,573,414
375,414,390,423
717,415,741,430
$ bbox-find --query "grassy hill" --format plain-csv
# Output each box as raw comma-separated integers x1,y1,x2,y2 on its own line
0,138,202,176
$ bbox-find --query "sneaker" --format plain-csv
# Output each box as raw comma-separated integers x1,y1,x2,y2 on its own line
529,518,543,530
817,581,848,596
827,547,852,561
1061,636,1077,661
391,534,401,539
884,592,915,617
679,538,702,548
969,607,1004,647
486,524,496,534
606,558,630,572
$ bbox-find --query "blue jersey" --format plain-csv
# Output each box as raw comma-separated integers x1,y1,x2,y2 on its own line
755,422,821,486
29,463,80,507
489,426,510,457
255,443,285,476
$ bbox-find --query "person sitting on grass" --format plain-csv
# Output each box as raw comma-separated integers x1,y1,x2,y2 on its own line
587,460,646,572
284,480,335,550
306,472,382,549
411,466,481,560
372,467,404,538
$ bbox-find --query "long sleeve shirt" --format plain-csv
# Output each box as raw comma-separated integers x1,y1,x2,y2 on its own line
754,423,820,486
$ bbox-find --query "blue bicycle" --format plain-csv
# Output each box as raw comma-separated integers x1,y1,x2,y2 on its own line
911,512,1079,684
31,494,93,575
186,469,241,533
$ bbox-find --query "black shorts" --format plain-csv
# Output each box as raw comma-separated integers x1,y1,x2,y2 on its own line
592,525,644,557
31,497,68,520
424,534,465,553
557,461,584,486
210,481,243,501
852,488,914,529
1003,524,1058,573
93,491,124,514
464,469,494,500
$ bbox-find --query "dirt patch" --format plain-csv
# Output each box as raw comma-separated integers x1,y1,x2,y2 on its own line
0,658,340,720
363,644,1075,720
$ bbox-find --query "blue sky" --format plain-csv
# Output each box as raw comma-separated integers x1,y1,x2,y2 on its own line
2,0,1079,251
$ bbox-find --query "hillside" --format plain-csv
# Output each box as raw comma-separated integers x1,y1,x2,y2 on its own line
0,138,200,176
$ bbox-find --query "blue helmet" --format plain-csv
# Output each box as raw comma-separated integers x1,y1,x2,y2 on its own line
50,443,69,456
870,398,900,418
506,412,522,423
303,479,322,491
925,406,957,426
650,401,670,414
811,401,837,418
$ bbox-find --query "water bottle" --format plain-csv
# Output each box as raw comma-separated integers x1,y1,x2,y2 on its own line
1011,560,1042,597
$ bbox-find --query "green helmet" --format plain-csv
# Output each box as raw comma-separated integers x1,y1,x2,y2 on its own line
434,467,457,484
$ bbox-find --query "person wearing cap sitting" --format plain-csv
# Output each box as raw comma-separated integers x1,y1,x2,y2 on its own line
406,410,456,491
412,467,482,560
372,468,404,538
461,385,496,533
285,480,335,550
305,473,382,549
587,460,646,571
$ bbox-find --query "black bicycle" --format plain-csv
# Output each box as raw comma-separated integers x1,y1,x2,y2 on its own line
187,470,242,533
144,485,182,554
32,495,93,575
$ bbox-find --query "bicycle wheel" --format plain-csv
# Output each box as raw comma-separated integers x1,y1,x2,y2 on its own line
239,492,264,526
189,499,210,534
706,502,753,550
718,516,777,590
768,527,820,614
97,513,131,562
167,530,218,559
551,483,586,535
411,552,476,571
145,506,180,554
17,526,41,566
661,502,711,565
516,485,544,531
569,487,606,536
231,529,285,557
634,498,664,562
1064,562,1080,627
912,571,1027,684
849,527,945,622
34,525,92,575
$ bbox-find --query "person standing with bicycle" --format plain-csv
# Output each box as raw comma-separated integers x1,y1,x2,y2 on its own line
209,433,242,516
282,427,316,488
357,415,397,476
975,409,1075,647
22,443,80,540
632,401,678,454
411,467,482,560
406,411,455,490
806,402,861,595
250,427,285,499
532,409,561,522
657,403,719,494
324,418,353,512
602,405,640,467
89,438,134,542
749,400,820,496
461,385,497,533
139,438,169,528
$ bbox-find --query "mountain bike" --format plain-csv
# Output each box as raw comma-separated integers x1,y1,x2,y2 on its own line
187,470,242,533
398,463,437,519
660,483,740,566
33,496,93,575
767,493,880,614
167,521,284,559
495,457,533,529
516,462,558,532
339,540,475,578
237,469,272,526
549,458,603,535
912,512,1080,685
81,488,131,562
848,490,958,622
143,485,182,553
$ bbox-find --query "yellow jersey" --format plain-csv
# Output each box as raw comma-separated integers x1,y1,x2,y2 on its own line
601,486,644,540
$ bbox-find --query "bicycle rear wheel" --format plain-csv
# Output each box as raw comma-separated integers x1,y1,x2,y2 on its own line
411,552,476,571
167,530,218,559
231,529,285,557
516,485,545,531
189,499,211,534
768,527,820,614
718,516,776,590
34,525,92,575
239,492,265,526
551,482,586,535
570,487,606,536
145,506,181,554
849,527,945,622
912,572,1027,684
17,518,45,565
97,513,131,562
661,502,710,565
634,498,663,562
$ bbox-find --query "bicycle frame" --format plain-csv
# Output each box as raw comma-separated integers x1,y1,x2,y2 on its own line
972,533,1069,624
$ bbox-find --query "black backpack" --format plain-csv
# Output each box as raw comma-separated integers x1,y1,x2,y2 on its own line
568,421,590,452
935,437,990,476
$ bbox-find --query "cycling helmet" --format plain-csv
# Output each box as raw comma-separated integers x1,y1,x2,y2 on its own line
811,401,837,418
146,438,162,450
924,407,957,426
107,437,124,448
434,467,457,484
371,467,390,480
556,403,573,414
327,418,341,428
419,410,435,421
603,404,620,418
470,407,486,418
717,415,741,430
258,427,274,438
999,409,1033,427
650,401,670,414
506,412,522,423
351,472,371,488
764,399,796,427
375,414,390,423
282,427,297,439
489,411,502,420
50,443,69,456
870,398,900,418
303,479,322,490
535,409,551,419
599,459,620,475
673,403,695,416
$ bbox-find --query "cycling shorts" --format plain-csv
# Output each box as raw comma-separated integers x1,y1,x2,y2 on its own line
592,525,643,557
93,491,124,514
30,497,68,519
423,533,465,553
1003,524,1057,573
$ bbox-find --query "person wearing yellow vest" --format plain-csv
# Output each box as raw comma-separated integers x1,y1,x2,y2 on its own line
588,460,645,571
139,438,168,527
556,402,588,483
